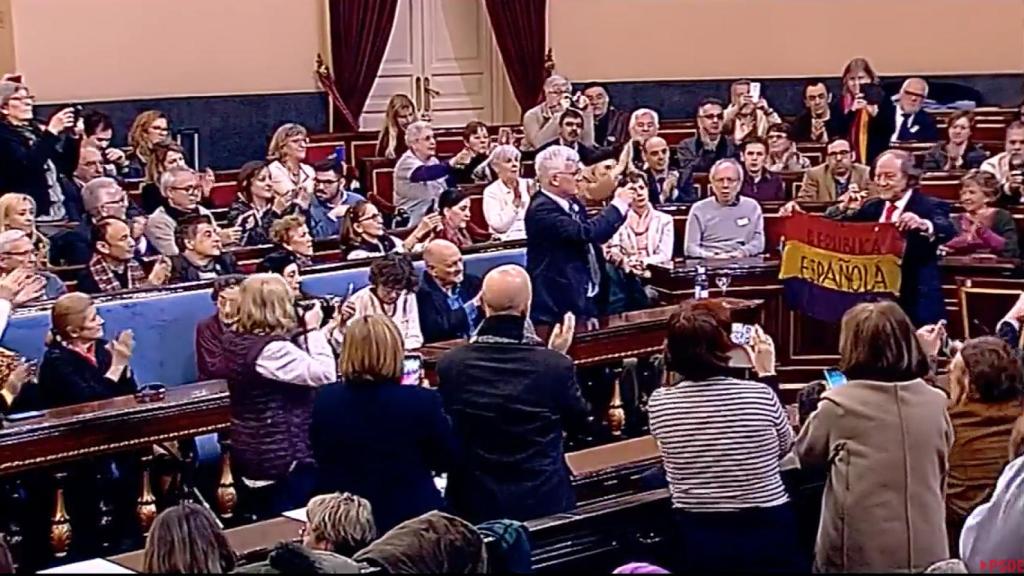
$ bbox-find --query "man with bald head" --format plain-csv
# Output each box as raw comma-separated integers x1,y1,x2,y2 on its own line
643,136,693,204
891,77,937,143
415,239,483,344
826,149,954,325
436,263,590,524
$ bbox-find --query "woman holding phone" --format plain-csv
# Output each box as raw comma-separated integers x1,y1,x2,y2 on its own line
648,299,798,573
840,57,895,164
311,314,455,532
795,301,951,573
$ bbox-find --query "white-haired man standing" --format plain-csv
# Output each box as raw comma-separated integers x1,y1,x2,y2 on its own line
683,158,765,259
525,145,633,332
522,75,595,150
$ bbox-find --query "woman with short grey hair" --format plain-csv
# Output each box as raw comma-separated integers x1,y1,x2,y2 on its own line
0,81,81,222
393,121,473,226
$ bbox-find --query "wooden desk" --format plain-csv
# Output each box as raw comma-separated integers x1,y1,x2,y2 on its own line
0,381,228,476
106,437,671,573
421,299,762,373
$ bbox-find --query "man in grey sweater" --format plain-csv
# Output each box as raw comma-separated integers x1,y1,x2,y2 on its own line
522,75,595,151
684,159,765,258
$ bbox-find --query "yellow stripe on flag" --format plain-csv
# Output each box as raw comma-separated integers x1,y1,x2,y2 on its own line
780,240,902,294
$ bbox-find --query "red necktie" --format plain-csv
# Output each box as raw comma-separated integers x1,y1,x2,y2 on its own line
883,202,898,223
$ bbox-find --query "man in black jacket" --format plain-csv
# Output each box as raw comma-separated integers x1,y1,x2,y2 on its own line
792,80,847,144
436,264,589,524
169,215,237,284
415,239,482,344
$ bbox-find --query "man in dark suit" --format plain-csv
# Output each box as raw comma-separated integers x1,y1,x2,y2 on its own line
525,145,633,330
891,78,938,143
436,264,590,523
533,109,603,166
827,149,955,326
416,239,483,344
792,80,847,144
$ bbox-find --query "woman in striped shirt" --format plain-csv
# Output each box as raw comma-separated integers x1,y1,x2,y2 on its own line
648,299,799,573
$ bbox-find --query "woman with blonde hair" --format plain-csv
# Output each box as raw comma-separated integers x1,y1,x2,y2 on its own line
37,292,137,409
796,301,952,572
143,503,236,574
376,94,418,160
312,314,455,531
126,110,169,178
266,123,315,210
221,273,337,514
0,193,49,264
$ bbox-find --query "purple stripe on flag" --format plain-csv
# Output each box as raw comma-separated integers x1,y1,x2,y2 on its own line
783,278,897,323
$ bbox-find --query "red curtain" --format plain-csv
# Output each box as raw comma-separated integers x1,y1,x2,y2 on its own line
327,0,400,132
484,0,547,114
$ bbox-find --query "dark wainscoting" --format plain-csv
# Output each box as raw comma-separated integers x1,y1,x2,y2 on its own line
597,73,1023,120
36,91,328,170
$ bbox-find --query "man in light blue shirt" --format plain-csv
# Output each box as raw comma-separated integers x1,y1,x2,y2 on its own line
309,157,365,240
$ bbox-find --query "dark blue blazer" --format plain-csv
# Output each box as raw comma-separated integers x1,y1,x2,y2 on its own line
839,191,955,326
524,192,625,325
415,271,483,344
645,169,696,205
310,379,456,532
895,109,939,142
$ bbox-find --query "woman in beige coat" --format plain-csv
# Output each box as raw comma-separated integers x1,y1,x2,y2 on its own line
796,301,953,573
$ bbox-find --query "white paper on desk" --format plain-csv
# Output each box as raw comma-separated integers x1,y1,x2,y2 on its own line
282,507,308,523
39,558,136,574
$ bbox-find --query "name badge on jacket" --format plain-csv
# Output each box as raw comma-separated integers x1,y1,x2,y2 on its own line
736,217,750,227
909,125,920,133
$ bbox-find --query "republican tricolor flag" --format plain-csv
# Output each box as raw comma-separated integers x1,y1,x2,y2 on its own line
779,213,907,322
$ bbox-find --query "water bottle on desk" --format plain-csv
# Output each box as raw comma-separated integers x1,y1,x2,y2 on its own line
694,264,709,300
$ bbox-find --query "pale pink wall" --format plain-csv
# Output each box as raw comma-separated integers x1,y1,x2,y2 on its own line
10,0,324,103
550,0,1024,81
0,0,14,75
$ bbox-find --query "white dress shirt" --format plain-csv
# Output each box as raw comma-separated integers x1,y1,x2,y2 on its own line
255,329,337,385
880,190,934,235
482,178,530,240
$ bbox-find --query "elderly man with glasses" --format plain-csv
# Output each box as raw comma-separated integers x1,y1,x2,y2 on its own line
891,78,938,143
522,75,595,151
50,177,150,266
0,229,65,302
145,166,236,256
677,97,738,196
683,158,764,259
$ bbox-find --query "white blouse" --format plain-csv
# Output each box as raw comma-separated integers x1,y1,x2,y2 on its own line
336,286,423,350
606,207,675,265
268,160,316,202
482,178,531,240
